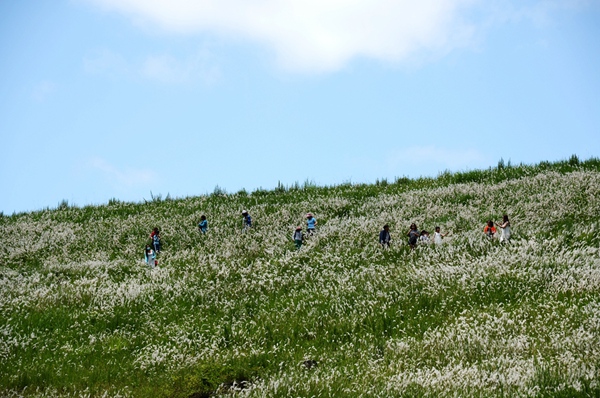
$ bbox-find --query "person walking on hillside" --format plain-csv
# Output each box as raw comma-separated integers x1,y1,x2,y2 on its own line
433,226,448,244
150,227,161,253
198,215,208,234
483,220,497,240
293,226,304,250
144,245,156,268
419,230,430,243
407,223,419,249
306,213,317,235
496,214,511,243
379,224,391,248
242,210,252,232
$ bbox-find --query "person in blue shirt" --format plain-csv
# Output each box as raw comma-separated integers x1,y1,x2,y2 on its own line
379,224,391,248
198,215,208,234
306,212,317,235
144,245,156,268
242,210,252,231
151,227,161,253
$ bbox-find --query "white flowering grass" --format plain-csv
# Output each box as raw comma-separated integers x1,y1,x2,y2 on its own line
1,158,600,397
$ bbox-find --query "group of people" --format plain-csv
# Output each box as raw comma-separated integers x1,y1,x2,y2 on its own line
483,214,511,243
144,210,511,265
380,224,448,249
144,210,316,265
379,214,511,249
195,210,251,234
293,213,317,250
197,210,318,250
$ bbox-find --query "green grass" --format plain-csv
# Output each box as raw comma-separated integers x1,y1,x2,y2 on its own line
1,157,600,397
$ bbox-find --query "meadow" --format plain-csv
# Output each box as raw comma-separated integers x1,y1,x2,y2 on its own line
1,157,600,397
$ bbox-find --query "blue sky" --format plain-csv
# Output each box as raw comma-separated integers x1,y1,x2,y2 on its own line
1,0,599,214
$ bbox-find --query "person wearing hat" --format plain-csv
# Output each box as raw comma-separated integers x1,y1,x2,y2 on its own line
293,226,304,250
306,212,317,235
242,210,252,231
379,225,391,248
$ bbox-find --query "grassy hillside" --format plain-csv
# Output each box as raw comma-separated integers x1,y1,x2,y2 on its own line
1,157,600,397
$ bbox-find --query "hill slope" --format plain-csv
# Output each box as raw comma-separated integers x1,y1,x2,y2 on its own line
1,158,600,397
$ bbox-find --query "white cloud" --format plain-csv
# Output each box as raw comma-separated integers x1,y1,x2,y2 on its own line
85,0,598,73
88,157,157,187
85,0,479,73
387,146,486,172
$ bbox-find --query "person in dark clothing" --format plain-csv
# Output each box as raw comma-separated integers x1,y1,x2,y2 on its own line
293,226,304,250
198,215,208,234
242,210,252,232
379,224,391,248
407,223,419,249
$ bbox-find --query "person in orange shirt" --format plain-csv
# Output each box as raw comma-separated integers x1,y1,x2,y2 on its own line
483,220,497,239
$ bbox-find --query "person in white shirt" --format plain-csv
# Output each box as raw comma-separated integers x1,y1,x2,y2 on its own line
496,215,511,243
433,226,448,244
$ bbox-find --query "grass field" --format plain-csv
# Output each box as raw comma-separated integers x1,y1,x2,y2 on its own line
1,157,600,397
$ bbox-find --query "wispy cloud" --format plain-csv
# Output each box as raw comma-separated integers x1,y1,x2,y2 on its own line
83,49,130,76
88,157,157,187
32,80,57,101
84,47,220,84
141,50,221,84
472,0,594,30
524,0,594,27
